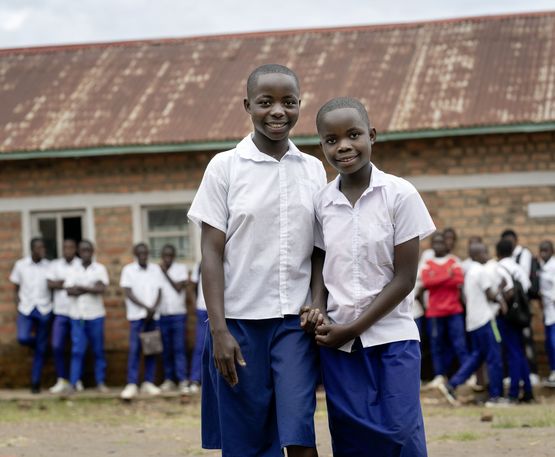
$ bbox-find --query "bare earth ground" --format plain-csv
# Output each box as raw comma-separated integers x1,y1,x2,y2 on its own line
0,388,554,457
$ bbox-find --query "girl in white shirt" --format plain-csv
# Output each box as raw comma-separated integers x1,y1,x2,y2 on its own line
307,97,435,457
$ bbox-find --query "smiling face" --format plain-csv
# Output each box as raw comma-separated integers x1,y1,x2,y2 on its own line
244,73,300,146
318,107,376,175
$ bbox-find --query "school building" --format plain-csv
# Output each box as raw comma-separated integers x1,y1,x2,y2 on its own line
1,11,555,387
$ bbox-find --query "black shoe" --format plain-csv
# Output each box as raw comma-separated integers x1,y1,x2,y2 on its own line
520,392,536,404
31,383,41,394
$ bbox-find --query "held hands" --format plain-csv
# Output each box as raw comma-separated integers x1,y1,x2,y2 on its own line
212,329,246,387
315,322,356,349
299,306,328,334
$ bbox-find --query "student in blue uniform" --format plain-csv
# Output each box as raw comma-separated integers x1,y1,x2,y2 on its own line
10,238,52,393
188,64,326,457
158,244,189,394
306,97,435,456
187,262,208,395
47,239,81,393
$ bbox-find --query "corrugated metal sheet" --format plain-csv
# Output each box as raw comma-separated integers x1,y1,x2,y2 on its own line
1,11,555,154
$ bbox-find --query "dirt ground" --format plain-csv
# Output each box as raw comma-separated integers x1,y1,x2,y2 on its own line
0,389,554,457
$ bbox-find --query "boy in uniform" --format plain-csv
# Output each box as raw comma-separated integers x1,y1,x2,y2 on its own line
120,243,163,400
47,239,81,393
188,64,326,457
158,244,189,394
539,240,555,386
10,238,52,393
64,240,109,393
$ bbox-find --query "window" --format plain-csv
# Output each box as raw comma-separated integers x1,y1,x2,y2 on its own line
142,206,192,261
31,210,86,260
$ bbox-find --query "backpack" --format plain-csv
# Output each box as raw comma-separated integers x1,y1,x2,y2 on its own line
500,265,532,328
516,251,541,300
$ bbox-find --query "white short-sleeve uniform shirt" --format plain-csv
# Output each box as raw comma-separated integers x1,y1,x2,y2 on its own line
314,165,436,352
191,264,207,312
47,257,82,317
485,259,513,316
540,257,555,326
158,263,188,316
188,134,327,319
10,257,52,316
120,262,164,321
464,261,495,332
64,262,109,320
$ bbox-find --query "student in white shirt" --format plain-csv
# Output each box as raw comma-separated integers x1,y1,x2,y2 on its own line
539,240,555,385
47,239,81,394
119,243,163,400
157,244,189,394
9,238,51,394
436,243,508,407
188,64,326,457
496,239,534,403
307,97,435,456
187,263,207,395
63,240,109,393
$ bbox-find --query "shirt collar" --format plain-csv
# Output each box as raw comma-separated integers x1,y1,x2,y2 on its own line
322,163,387,207
236,134,305,163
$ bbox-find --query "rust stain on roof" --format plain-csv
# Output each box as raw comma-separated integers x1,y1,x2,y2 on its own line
1,11,555,153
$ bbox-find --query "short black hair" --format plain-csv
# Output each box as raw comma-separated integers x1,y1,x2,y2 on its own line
246,64,299,99
133,242,148,253
30,237,44,250
79,239,94,250
496,239,514,258
540,240,554,250
501,229,517,240
161,244,176,254
316,97,371,132
443,227,457,239
431,231,445,242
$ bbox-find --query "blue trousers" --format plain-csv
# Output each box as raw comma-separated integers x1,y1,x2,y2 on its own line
17,309,52,385
70,317,106,386
51,314,72,379
159,314,187,383
190,309,208,383
546,323,555,371
202,316,318,456
449,321,503,398
320,340,427,457
497,317,532,398
127,319,158,385
427,313,468,377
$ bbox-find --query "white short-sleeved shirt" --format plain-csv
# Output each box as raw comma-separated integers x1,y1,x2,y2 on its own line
47,257,82,317
413,248,435,319
485,259,513,316
187,134,327,319
314,165,436,351
464,261,495,332
120,262,164,321
64,262,109,320
158,263,188,316
9,257,52,316
499,257,531,292
540,257,555,326
512,245,533,278
191,264,207,312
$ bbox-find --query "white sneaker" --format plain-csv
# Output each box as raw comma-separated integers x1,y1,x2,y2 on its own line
120,383,138,400
188,382,200,395
427,375,445,389
97,383,109,394
75,380,84,392
545,371,555,387
178,381,190,395
49,378,70,394
160,379,176,392
140,381,161,396
530,373,540,386
485,397,511,408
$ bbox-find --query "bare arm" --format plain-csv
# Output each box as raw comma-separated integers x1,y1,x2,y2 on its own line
201,222,245,386
300,247,328,332
67,281,106,296
13,285,19,308
48,279,65,290
124,287,150,310
316,236,420,348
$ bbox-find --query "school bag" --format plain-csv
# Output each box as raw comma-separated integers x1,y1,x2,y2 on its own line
516,250,541,300
500,265,532,328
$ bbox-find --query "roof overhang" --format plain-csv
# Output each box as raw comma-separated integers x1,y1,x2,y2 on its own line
1,122,554,161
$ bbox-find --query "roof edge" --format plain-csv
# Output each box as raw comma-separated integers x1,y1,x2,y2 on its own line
1,122,554,161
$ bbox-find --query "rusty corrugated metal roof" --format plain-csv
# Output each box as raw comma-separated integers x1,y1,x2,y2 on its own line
1,11,555,154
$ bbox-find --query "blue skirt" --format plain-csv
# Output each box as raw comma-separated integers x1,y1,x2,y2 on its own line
320,340,427,457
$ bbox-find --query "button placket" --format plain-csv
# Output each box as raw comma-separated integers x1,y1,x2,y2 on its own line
278,161,288,317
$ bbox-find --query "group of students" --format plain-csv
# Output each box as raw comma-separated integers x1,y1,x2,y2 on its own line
414,227,555,407
10,237,207,400
187,64,434,457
